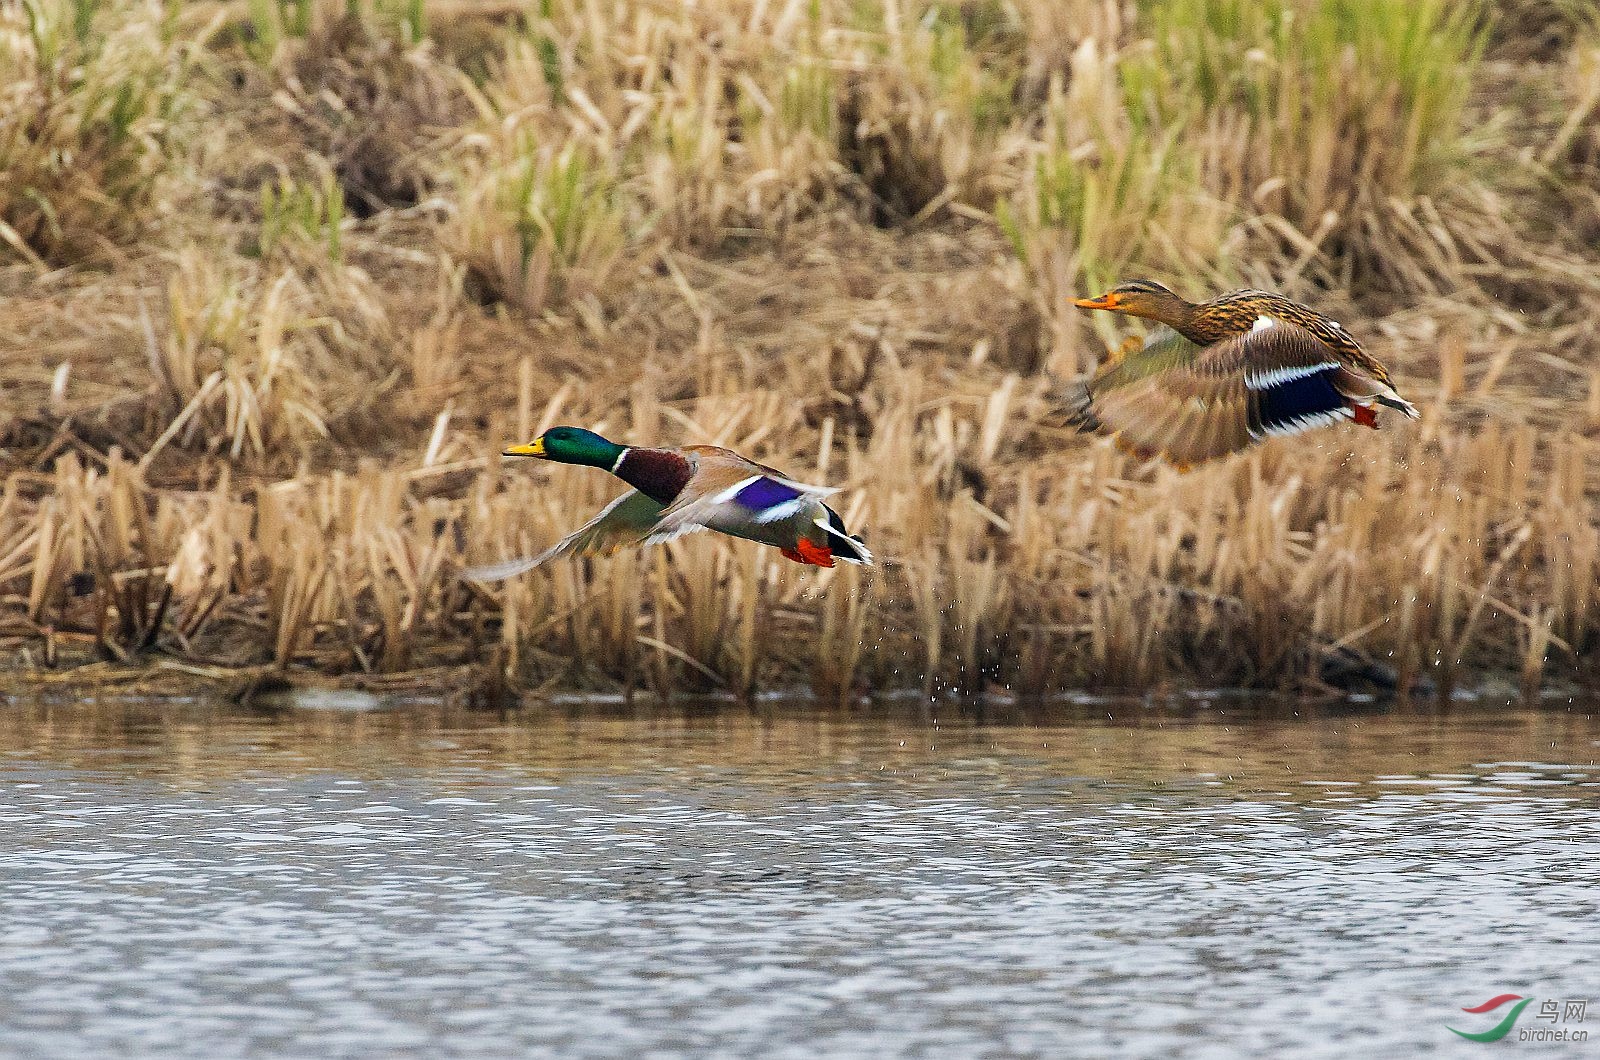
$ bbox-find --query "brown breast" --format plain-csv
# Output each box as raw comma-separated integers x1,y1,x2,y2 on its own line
614,448,694,505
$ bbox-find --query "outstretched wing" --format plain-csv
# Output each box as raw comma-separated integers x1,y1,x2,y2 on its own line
641,461,835,547
1091,326,1203,390
1056,327,1201,430
463,490,665,581
1072,322,1353,464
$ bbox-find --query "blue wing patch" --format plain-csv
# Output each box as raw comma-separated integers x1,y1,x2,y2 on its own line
735,476,802,510
731,476,808,523
1256,367,1351,437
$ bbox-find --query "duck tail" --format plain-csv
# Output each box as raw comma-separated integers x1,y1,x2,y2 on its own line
821,508,873,566
1376,393,1420,419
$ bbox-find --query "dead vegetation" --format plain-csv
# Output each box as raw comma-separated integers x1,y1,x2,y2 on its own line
0,0,1597,701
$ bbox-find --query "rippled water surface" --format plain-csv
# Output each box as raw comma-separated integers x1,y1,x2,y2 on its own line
0,694,1596,1058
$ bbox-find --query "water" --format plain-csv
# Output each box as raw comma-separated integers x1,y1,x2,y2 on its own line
0,694,1596,1058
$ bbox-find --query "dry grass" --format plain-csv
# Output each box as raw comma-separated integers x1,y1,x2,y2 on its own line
0,0,214,265
1483,0,1599,60
0,0,1597,699
1123,0,1493,296
273,13,467,214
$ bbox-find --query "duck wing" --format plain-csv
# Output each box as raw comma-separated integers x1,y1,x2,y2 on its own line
463,489,666,581
641,448,836,547
1069,323,1356,464
1210,293,1417,417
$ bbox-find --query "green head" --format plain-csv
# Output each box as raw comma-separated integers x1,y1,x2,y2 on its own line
503,426,626,469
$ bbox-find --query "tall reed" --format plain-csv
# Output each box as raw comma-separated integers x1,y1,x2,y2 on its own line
0,0,213,264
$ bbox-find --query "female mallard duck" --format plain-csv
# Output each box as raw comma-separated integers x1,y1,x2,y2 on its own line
465,427,872,581
1066,280,1419,465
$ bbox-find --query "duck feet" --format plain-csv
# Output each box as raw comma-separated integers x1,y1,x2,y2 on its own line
781,541,835,567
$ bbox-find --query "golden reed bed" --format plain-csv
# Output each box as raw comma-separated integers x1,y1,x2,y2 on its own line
1,0,1597,699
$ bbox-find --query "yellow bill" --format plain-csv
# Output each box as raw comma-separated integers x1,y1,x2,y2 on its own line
503,438,546,457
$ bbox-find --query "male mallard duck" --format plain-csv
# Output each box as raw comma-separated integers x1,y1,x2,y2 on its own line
1065,280,1419,464
465,427,872,581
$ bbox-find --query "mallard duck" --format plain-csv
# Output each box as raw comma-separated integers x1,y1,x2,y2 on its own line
1065,280,1419,464
465,427,872,581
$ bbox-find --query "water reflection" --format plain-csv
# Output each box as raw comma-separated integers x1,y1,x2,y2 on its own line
0,696,1595,1058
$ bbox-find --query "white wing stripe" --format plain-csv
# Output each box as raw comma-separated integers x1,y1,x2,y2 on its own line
707,476,761,505
1261,408,1352,437
1246,362,1339,390
752,499,806,524
641,523,712,548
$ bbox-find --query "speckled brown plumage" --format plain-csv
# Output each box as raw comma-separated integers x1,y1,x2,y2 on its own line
1065,280,1421,464
1060,323,1357,464
1182,289,1394,386
1074,280,1417,417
